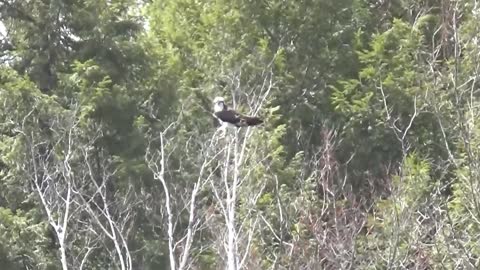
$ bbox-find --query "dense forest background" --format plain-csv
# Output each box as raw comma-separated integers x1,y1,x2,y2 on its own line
1,0,480,269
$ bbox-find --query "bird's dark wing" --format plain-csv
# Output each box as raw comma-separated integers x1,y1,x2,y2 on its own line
242,116,263,126
215,110,264,127
214,110,241,125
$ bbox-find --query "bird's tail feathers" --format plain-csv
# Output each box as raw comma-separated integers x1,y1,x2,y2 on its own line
245,116,263,126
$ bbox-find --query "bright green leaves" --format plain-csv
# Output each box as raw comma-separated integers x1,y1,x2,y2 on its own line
331,79,372,117
396,154,433,207
0,67,62,213
0,65,62,143
1,1,152,267
64,60,116,119
360,153,436,268
0,208,53,270
331,18,433,179
2,0,480,268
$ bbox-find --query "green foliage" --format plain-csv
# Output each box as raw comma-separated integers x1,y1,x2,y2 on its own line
0,208,55,270
358,153,434,268
1,0,480,268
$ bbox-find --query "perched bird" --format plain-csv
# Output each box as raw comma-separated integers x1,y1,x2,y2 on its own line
212,96,263,135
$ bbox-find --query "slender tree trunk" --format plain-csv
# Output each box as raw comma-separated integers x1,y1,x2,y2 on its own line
59,243,68,270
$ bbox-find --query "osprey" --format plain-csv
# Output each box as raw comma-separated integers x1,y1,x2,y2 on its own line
213,97,263,131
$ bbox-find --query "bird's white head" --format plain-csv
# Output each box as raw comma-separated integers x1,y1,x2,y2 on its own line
213,96,225,104
213,96,226,112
